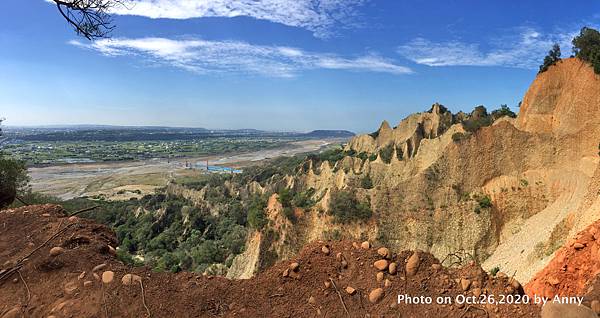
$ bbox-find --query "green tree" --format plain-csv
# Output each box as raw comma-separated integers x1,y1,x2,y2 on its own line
278,188,293,208
247,195,268,230
462,105,493,132
0,152,30,208
379,144,394,164
539,43,561,73
491,104,517,120
328,190,372,223
572,27,600,74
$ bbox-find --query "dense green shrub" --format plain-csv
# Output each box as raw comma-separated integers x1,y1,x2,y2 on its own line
572,27,600,74
0,152,29,208
539,43,561,73
477,195,492,209
360,174,373,189
292,188,316,208
369,129,380,139
491,105,517,120
379,144,394,164
247,195,268,230
395,145,404,160
308,148,345,165
278,187,316,221
278,188,293,207
328,190,372,223
282,207,296,222
462,106,493,132
490,266,500,276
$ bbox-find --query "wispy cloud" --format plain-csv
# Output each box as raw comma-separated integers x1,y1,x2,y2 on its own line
70,37,412,77
397,27,582,69
111,0,367,38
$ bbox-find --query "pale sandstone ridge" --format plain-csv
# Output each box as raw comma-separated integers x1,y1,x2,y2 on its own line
346,103,453,158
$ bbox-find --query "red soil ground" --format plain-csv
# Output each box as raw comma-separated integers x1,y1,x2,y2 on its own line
0,204,540,317
526,219,600,306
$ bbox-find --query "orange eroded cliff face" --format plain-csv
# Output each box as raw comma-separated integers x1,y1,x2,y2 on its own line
516,58,600,136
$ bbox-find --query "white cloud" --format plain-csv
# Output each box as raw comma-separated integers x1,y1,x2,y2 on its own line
70,37,412,77
397,27,581,69
110,0,366,38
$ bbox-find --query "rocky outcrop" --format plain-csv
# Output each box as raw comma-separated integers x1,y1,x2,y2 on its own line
227,231,262,279
516,58,600,136
293,58,600,286
346,103,454,158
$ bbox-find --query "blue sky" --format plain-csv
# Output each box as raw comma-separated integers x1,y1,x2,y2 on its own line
1,1,599,133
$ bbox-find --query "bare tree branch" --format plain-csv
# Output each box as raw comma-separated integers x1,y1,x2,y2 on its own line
51,0,127,40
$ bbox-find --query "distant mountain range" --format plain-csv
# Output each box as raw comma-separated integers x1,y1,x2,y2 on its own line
3,125,354,142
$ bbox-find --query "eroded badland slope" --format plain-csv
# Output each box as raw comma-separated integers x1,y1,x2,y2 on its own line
225,58,600,287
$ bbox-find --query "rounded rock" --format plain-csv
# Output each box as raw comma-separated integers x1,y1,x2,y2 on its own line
49,247,64,257
374,260,389,271
121,273,141,285
361,241,370,249
321,246,330,255
384,279,392,288
389,262,397,275
376,272,384,282
369,288,384,303
102,271,114,284
377,247,390,258
460,278,471,291
405,252,420,276
289,262,300,272
345,286,356,295
509,278,521,290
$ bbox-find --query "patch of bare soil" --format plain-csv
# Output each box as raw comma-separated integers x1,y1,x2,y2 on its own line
0,205,540,317
526,219,600,304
